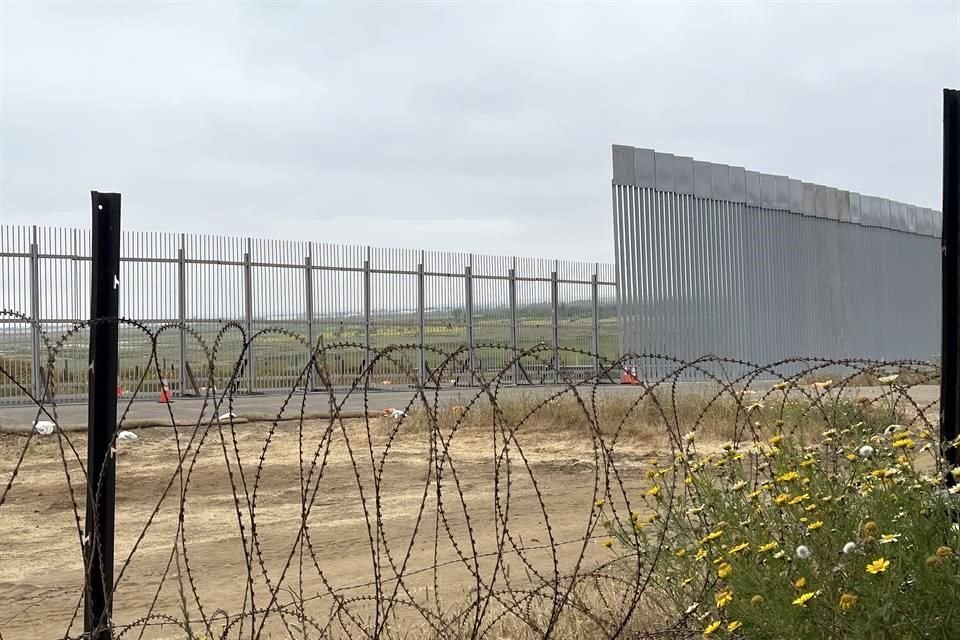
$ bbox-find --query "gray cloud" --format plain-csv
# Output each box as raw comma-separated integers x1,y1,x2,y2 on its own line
1,1,958,262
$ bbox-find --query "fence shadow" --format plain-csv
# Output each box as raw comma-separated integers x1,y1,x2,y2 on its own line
0,320,942,639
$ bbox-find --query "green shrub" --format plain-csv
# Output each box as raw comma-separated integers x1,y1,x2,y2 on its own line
601,397,959,639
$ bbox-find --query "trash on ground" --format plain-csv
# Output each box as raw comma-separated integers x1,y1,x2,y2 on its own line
33,420,56,436
117,430,138,441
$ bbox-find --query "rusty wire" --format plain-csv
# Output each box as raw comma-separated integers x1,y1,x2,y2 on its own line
0,315,941,639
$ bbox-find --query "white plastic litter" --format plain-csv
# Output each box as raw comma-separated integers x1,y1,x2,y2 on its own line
389,409,406,420
33,420,56,436
218,412,237,420
117,430,138,441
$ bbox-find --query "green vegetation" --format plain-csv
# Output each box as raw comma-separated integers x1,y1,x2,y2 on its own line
0,303,620,398
599,396,956,639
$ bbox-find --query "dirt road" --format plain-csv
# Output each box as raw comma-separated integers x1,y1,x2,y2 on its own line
0,416,657,639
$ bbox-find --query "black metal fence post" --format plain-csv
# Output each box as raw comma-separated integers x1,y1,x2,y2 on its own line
942,89,960,473
84,191,121,640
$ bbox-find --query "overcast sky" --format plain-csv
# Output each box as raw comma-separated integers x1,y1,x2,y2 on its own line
1,2,958,263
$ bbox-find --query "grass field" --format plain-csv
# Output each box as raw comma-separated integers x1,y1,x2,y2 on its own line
0,311,621,401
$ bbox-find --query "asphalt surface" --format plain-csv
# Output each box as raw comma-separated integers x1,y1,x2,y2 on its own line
0,382,940,433
0,384,653,431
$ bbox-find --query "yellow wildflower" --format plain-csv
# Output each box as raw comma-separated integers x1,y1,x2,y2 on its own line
717,562,733,579
788,493,810,505
839,593,858,611
715,589,733,608
879,533,900,545
675,548,687,558
846,453,857,461
808,521,824,531
703,620,721,636
758,541,779,553
747,490,762,500
800,458,816,468
892,438,916,450
701,530,723,544
792,591,817,606
866,558,890,574
805,503,818,512
594,498,606,508
727,621,742,632
695,548,707,561
729,542,750,555
647,485,661,497
774,493,790,505
872,468,900,479
794,576,806,589
777,471,800,482
769,435,784,446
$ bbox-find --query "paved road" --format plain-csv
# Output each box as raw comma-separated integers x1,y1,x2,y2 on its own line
0,382,940,433
0,384,654,431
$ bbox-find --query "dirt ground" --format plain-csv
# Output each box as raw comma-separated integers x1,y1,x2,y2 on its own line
0,416,659,639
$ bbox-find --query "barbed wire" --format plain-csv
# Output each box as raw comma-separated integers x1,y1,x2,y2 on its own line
0,315,941,639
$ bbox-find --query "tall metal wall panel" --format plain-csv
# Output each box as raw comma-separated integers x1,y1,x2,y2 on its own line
612,145,942,379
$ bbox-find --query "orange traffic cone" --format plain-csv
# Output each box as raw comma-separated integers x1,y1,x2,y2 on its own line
158,378,174,404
